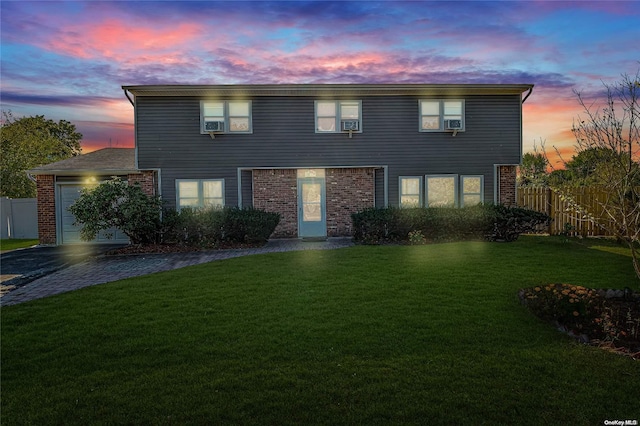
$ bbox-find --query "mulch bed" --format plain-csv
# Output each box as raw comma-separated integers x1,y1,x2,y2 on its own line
105,242,265,255
519,284,640,360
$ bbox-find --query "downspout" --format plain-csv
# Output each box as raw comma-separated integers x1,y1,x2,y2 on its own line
123,88,139,171
124,89,135,107
522,86,533,104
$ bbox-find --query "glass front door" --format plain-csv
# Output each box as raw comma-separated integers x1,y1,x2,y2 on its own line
297,169,326,238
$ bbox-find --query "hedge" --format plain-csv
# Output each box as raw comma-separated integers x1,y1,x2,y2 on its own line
351,205,551,244
162,206,280,247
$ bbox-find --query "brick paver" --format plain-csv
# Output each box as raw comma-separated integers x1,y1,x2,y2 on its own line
0,238,353,306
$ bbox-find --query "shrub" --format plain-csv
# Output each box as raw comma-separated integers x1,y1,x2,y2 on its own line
220,207,281,243
69,177,162,245
488,205,552,242
162,206,280,247
520,284,640,353
352,204,546,244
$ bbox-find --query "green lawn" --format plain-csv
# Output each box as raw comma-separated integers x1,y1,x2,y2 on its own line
2,236,639,425
0,238,39,251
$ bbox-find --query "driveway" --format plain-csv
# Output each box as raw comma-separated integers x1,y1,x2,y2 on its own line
1,244,126,290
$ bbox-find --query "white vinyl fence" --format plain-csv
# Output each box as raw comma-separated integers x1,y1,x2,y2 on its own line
0,197,38,239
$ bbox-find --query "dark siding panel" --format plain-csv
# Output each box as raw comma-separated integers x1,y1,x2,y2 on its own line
136,95,522,208
241,170,253,208
375,168,386,208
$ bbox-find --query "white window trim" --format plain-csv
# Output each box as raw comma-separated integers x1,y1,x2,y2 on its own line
399,176,423,208
200,100,252,134
176,179,225,210
425,174,459,208
460,175,484,207
314,100,362,134
419,99,465,132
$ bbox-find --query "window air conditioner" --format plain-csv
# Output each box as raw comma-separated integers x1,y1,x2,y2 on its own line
446,119,463,130
205,121,225,132
341,120,359,131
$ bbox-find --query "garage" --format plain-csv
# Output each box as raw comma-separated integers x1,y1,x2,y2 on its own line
57,184,129,245
27,148,156,245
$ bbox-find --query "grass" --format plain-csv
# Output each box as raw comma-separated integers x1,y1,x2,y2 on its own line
0,238,39,251
2,236,639,425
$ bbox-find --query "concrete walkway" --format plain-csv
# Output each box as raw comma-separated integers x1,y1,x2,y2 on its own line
0,238,354,307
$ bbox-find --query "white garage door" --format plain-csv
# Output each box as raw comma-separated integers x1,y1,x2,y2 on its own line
58,184,129,244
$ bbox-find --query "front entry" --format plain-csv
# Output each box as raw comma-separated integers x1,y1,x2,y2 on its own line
297,169,326,238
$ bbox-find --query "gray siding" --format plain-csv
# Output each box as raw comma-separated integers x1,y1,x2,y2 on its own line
135,94,522,208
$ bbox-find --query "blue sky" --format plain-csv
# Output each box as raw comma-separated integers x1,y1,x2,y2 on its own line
1,0,638,165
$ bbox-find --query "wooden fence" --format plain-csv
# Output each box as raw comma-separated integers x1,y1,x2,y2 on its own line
517,186,616,236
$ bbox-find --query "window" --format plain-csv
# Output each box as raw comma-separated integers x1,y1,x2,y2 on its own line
315,100,362,133
419,99,464,132
461,175,484,206
201,100,252,134
176,179,224,209
399,177,423,208
425,175,458,207
425,174,484,207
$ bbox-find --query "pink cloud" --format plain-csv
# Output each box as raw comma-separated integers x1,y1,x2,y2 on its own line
43,19,203,62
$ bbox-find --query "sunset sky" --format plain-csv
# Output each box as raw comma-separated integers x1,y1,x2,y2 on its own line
1,1,638,167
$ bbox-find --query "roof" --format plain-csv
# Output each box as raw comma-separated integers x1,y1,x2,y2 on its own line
28,148,137,176
122,83,534,99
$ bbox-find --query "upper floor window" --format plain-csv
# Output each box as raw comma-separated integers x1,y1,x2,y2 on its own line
176,179,224,210
315,100,362,133
419,100,464,132
201,100,252,134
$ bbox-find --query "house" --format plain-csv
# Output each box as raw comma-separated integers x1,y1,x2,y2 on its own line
30,83,533,244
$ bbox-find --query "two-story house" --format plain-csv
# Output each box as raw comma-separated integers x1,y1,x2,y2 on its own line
30,83,533,244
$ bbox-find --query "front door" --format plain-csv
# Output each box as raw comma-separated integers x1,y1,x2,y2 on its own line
297,169,326,238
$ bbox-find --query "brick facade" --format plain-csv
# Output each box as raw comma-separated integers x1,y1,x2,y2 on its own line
252,169,298,238
35,171,157,245
251,167,374,238
36,175,56,245
128,171,157,196
326,168,375,236
498,165,517,206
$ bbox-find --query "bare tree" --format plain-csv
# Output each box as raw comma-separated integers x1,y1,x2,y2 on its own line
552,70,640,279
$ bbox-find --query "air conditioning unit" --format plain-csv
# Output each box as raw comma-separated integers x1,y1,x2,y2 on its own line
205,121,225,132
446,119,463,130
341,120,359,131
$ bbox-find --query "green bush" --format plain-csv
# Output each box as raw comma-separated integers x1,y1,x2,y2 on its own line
352,205,550,244
69,177,162,245
163,206,280,247
221,207,281,243
489,205,552,242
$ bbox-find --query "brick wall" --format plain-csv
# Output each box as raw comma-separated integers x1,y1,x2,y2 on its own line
252,169,298,238
128,171,157,195
36,175,56,244
35,171,157,245
498,165,517,206
251,167,375,238
326,168,375,236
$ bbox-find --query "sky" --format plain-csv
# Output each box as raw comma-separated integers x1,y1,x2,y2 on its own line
1,1,639,168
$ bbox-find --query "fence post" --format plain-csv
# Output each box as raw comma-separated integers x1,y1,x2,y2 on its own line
546,187,553,235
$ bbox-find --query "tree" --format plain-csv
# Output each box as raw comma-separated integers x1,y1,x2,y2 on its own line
68,177,162,245
551,70,640,279
519,151,549,186
0,111,82,198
